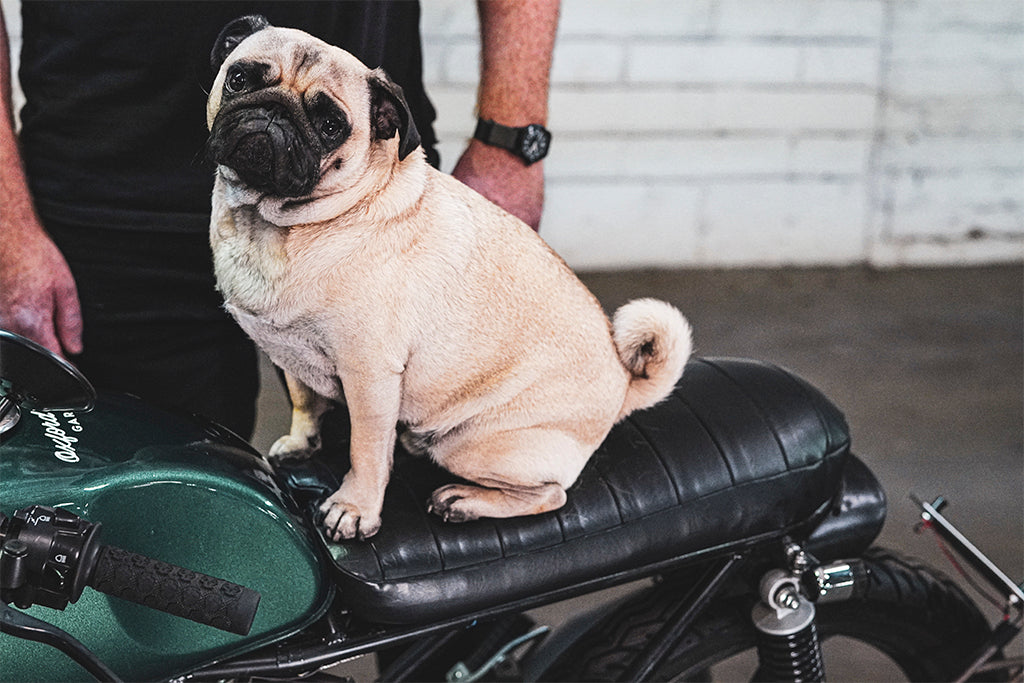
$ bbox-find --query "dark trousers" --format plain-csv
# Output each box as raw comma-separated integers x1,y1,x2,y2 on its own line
48,223,259,439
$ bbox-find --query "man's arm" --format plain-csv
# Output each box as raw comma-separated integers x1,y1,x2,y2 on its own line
450,0,559,231
0,6,83,356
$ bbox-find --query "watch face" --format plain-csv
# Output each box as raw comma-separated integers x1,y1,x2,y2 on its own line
519,124,551,164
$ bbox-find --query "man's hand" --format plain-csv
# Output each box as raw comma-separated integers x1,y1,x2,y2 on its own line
0,228,83,357
1,7,83,358
452,139,544,231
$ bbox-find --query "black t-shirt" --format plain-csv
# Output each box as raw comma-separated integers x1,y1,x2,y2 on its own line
17,1,437,233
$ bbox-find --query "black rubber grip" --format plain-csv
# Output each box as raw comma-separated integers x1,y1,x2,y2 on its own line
87,545,260,636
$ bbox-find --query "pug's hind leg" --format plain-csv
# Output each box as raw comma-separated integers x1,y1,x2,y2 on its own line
428,482,567,523
426,427,588,523
269,372,331,461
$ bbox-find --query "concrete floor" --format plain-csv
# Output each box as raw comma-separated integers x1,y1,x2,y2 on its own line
251,264,1023,680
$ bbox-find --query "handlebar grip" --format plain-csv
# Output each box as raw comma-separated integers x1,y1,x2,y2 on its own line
87,545,260,636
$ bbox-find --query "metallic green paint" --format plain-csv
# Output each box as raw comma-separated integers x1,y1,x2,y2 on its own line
0,394,331,681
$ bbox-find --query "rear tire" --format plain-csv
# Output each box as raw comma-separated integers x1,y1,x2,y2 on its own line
542,548,1001,681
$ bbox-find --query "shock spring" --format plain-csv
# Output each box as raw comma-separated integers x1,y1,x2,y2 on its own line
753,615,824,682
751,569,824,682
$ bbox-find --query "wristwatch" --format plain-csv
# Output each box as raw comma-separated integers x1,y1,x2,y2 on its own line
473,119,552,165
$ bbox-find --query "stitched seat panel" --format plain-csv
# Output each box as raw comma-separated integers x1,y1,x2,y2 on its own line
276,358,850,624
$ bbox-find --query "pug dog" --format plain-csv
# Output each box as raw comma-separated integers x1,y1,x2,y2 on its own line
206,16,692,541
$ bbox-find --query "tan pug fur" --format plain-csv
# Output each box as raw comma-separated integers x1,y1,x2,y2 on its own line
207,23,692,541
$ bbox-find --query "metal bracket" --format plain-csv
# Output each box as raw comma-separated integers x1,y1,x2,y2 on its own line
0,395,19,437
446,626,550,683
912,494,1024,610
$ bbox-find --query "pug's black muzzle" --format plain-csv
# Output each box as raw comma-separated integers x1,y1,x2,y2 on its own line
208,93,324,198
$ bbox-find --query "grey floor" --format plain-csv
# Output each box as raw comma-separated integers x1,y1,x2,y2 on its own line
251,264,1023,680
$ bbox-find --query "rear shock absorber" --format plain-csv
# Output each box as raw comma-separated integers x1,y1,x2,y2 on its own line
751,569,824,682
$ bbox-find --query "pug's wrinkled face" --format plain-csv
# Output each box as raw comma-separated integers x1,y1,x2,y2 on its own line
206,16,419,203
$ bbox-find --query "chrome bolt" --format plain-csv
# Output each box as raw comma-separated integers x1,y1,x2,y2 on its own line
774,585,802,610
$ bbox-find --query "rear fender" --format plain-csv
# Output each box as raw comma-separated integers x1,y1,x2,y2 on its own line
804,454,887,561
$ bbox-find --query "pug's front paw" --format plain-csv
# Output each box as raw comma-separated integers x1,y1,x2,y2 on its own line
319,493,382,541
269,433,318,461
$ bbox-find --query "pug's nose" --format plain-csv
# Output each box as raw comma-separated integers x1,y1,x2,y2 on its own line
225,132,275,188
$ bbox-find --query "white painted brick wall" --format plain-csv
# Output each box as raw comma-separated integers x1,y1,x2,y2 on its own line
422,0,1023,268
4,0,1021,267
868,1,1024,264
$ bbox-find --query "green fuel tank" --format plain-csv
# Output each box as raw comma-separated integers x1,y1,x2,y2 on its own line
0,393,331,681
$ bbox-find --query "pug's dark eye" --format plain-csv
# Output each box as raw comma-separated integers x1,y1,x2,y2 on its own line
226,67,248,93
320,118,342,139
307,92,350,147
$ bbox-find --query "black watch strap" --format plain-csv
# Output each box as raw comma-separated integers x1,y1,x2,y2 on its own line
474,119,520,150
473,119,551,165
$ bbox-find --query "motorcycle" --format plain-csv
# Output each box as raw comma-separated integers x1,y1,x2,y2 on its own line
0,327,1020,682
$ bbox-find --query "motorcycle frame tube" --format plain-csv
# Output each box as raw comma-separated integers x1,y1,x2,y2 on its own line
189,548,761,680
376,628,465,683
622,554,746,681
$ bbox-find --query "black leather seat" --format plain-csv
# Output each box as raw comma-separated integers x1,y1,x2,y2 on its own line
277,358,852,624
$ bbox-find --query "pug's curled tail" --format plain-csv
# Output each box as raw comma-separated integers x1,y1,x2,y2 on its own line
612,298,692,420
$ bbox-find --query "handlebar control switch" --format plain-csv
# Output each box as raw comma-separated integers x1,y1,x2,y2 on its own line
0,505,101,610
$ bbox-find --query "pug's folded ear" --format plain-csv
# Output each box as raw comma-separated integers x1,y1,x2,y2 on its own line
369,70,421,161
211,15,271,72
